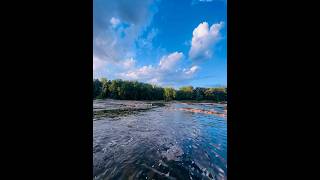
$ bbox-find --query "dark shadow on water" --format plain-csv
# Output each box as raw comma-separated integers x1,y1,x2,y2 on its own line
94,108,150,120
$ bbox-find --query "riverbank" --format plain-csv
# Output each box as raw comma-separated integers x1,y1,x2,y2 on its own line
93,98,227,104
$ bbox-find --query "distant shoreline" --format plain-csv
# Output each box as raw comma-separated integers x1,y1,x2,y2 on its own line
93,98,227,104
94,79,227,102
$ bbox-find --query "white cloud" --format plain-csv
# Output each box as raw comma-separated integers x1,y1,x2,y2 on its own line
149,78,160,84
93,1,204,86
137,28,158,50
122,58,136,69
118,52,199,86
110,17,121,28
189,21,224,61
159,52,183,70
93,56,107,71
93,55,137,73
184,65,200,75
120,65,155,80
93,0,157,72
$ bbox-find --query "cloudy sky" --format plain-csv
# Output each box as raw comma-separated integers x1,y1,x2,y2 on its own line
93,0,227,88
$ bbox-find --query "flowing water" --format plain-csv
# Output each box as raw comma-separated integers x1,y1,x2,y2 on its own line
93,99,227,180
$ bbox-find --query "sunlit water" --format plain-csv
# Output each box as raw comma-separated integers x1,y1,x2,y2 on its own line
93,100,227,180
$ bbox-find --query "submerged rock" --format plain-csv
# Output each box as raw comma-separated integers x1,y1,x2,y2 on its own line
161,145,184,161
177,108,225,117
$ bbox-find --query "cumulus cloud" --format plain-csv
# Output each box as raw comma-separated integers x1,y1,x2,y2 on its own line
118,52,199,86
121,65,154,80
189,21,224,61
93,0,157,71
93,54,137,73
159,52,183,70
184,65,200,75
93,1,206,87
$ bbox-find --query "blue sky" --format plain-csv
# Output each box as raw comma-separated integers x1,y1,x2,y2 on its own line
93,0,226,88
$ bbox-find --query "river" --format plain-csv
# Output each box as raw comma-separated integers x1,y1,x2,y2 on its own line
93,99,227,180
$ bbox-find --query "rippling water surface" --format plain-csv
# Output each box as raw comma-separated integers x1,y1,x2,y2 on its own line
93,100,227,180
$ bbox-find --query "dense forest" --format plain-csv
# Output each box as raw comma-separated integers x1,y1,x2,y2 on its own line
93,78,227,102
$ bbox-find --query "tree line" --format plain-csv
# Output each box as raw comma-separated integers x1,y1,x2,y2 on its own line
93,78,227,102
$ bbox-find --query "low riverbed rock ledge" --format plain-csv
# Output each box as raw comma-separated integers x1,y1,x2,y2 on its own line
177,108,226,117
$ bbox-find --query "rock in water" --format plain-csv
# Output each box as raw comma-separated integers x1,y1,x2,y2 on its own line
161,145,184,161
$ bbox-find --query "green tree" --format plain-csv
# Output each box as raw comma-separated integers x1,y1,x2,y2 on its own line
109,79,122,99
212,88,227,102
176,86,193,100
153,85,164,100
93,79,102,99
99,78,109,98
193,87,206,100
204,88,215,100
93,77,226,102
163,87,176,101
